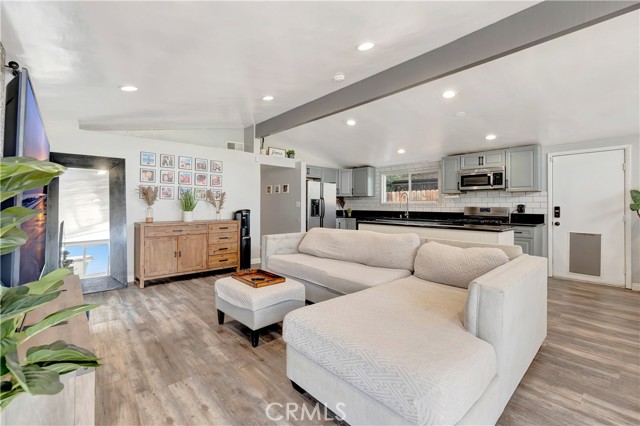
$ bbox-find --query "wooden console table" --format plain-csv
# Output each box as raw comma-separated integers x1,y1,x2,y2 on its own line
134,220,240,288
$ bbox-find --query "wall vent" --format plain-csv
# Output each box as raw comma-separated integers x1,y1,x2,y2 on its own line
226,141,244,151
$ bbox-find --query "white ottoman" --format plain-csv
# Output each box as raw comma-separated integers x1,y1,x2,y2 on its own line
215,276,305,347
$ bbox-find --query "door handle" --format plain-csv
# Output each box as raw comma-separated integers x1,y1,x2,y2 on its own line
554,222,560,226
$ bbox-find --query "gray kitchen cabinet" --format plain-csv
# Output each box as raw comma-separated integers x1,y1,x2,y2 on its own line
306,166,322,179
352,167,375,197
441,155,462,194
512,225,544,256
336,218,357,230
506,145,542,192
337,169,353,196
460,149,506,169
321,168,338,184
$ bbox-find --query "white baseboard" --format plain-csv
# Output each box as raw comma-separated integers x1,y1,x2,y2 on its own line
632,283,640,291
251,257,262,266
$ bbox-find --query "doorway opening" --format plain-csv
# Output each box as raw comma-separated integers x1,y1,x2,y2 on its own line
45,153,127,294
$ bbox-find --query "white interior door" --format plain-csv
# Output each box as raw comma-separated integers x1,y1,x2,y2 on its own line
551,149,626,286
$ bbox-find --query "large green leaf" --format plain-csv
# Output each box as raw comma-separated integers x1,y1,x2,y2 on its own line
0,291,61,321
0,228,28,255
24,269,71,295
0,157,66,202
15,304,98,344
0,206,39,237
4,351,64,395
40,361,101,375
631,203,640,212
0,285,29,308
631,189,640,204
0,387,23,412
26,340,99,364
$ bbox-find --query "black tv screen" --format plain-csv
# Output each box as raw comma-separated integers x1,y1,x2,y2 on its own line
1,69,50,286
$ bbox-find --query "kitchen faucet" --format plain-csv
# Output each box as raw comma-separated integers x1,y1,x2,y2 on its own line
400,191,409,219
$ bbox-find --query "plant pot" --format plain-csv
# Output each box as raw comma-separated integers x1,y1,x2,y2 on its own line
145,206,154,223
215,211,222,221
182,211,194,222
287,154,295,159
260,148,267,155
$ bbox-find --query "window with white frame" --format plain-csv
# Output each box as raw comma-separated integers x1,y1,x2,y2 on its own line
382,171,439,203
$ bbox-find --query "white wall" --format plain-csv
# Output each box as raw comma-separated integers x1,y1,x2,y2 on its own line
102,128,245,149
46,123,261,282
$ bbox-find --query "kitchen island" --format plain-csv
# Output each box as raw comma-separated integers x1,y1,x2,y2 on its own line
358,219,515,245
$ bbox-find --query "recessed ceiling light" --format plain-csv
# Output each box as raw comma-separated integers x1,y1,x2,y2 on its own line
97,170,107,175
397,149,406,154
442,90,457,99
346,119,356,126
333,72,346,83
262,95,274,101
357,41,375,51
455,111,466,117
485,134,497,141
120,85,138,92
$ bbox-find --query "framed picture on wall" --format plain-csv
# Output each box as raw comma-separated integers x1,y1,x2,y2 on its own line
195,158,208,171
282,184,290,193
160,170,175,184
178,171,192,185
140,151,156,166
140,169,156,183
195,173,207,186
178,186,191,199
266,185,273,195
210,160,223,173
160,186,174,200
274,185,281,194
160,154,174,168
210,174,222,187
194,188,207,200
178,156,192,170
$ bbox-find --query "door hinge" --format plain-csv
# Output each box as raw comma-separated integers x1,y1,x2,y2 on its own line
623,163,626,171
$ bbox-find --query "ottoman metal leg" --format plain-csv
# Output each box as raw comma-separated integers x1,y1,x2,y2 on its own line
250,329,260,347
217,309,225,325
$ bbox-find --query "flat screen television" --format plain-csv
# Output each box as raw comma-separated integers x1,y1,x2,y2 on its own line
1,68,51,287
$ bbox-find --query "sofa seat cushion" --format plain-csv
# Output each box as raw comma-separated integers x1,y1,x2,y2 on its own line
283,276,497,425
268,253,411,294
298,228,421,271
414,241,510,289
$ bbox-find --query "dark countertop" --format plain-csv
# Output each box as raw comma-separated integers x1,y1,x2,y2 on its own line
357,219,515,233
348,210,546,227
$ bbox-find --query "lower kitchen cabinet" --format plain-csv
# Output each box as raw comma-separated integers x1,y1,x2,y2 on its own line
135,220,240,288
336,218,357,230
513,225,544,256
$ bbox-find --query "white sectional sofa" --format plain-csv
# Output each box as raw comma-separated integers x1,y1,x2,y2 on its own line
261,228,548,425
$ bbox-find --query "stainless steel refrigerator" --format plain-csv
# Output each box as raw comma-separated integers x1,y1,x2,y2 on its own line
306,181,336,230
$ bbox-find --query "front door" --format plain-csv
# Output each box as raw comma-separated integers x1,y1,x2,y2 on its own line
551,149,626,286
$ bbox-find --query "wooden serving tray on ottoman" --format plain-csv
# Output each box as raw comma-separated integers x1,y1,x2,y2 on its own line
231,269,286,288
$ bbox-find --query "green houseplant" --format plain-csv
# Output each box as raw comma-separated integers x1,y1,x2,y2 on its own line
179,189,198,222
0,157,100,411
630,190,640,218
286,149,295,159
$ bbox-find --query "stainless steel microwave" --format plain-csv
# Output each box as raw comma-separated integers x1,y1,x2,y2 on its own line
458,167,506,190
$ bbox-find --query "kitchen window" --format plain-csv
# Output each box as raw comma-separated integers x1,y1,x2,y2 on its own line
382,171,439,203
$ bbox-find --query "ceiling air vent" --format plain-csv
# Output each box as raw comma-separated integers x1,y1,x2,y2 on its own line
226,141,244,151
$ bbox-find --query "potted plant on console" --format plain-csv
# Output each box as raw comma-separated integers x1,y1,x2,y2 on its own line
0,157,101,411
179,189,198,222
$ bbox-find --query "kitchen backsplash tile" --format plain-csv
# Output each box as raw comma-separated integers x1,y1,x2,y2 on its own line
343,160,548,215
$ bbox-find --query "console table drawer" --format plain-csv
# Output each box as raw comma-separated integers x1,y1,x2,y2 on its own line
146,224,207,237
209,232,238,244
209,242,238,256
209,223,238,233
208,254,238,269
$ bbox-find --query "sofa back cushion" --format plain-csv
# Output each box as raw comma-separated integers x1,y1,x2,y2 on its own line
421,237,522,260
414,241,510,288
298,228,420,271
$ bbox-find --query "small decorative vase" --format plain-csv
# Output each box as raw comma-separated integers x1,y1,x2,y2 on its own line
216,211,222,221
145,206,154,223
182,211,194,222
260,148,267,155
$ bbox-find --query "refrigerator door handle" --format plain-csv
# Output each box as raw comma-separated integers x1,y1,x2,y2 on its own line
320,197,325,227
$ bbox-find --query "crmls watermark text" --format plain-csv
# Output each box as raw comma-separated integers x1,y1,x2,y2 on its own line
265,402,346,421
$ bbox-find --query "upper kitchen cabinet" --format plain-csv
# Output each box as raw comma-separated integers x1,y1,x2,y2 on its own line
506,145,542,192
337,169,353,196
460,149,506,169
321,168,338,184
441,155,462,194
352,167,375,197
306,166,322,179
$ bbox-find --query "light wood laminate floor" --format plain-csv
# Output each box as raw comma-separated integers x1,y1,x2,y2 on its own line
86,275,640,425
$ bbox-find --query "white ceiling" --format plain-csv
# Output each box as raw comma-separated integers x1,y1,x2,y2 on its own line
269,11,640,167
1,1,537,130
